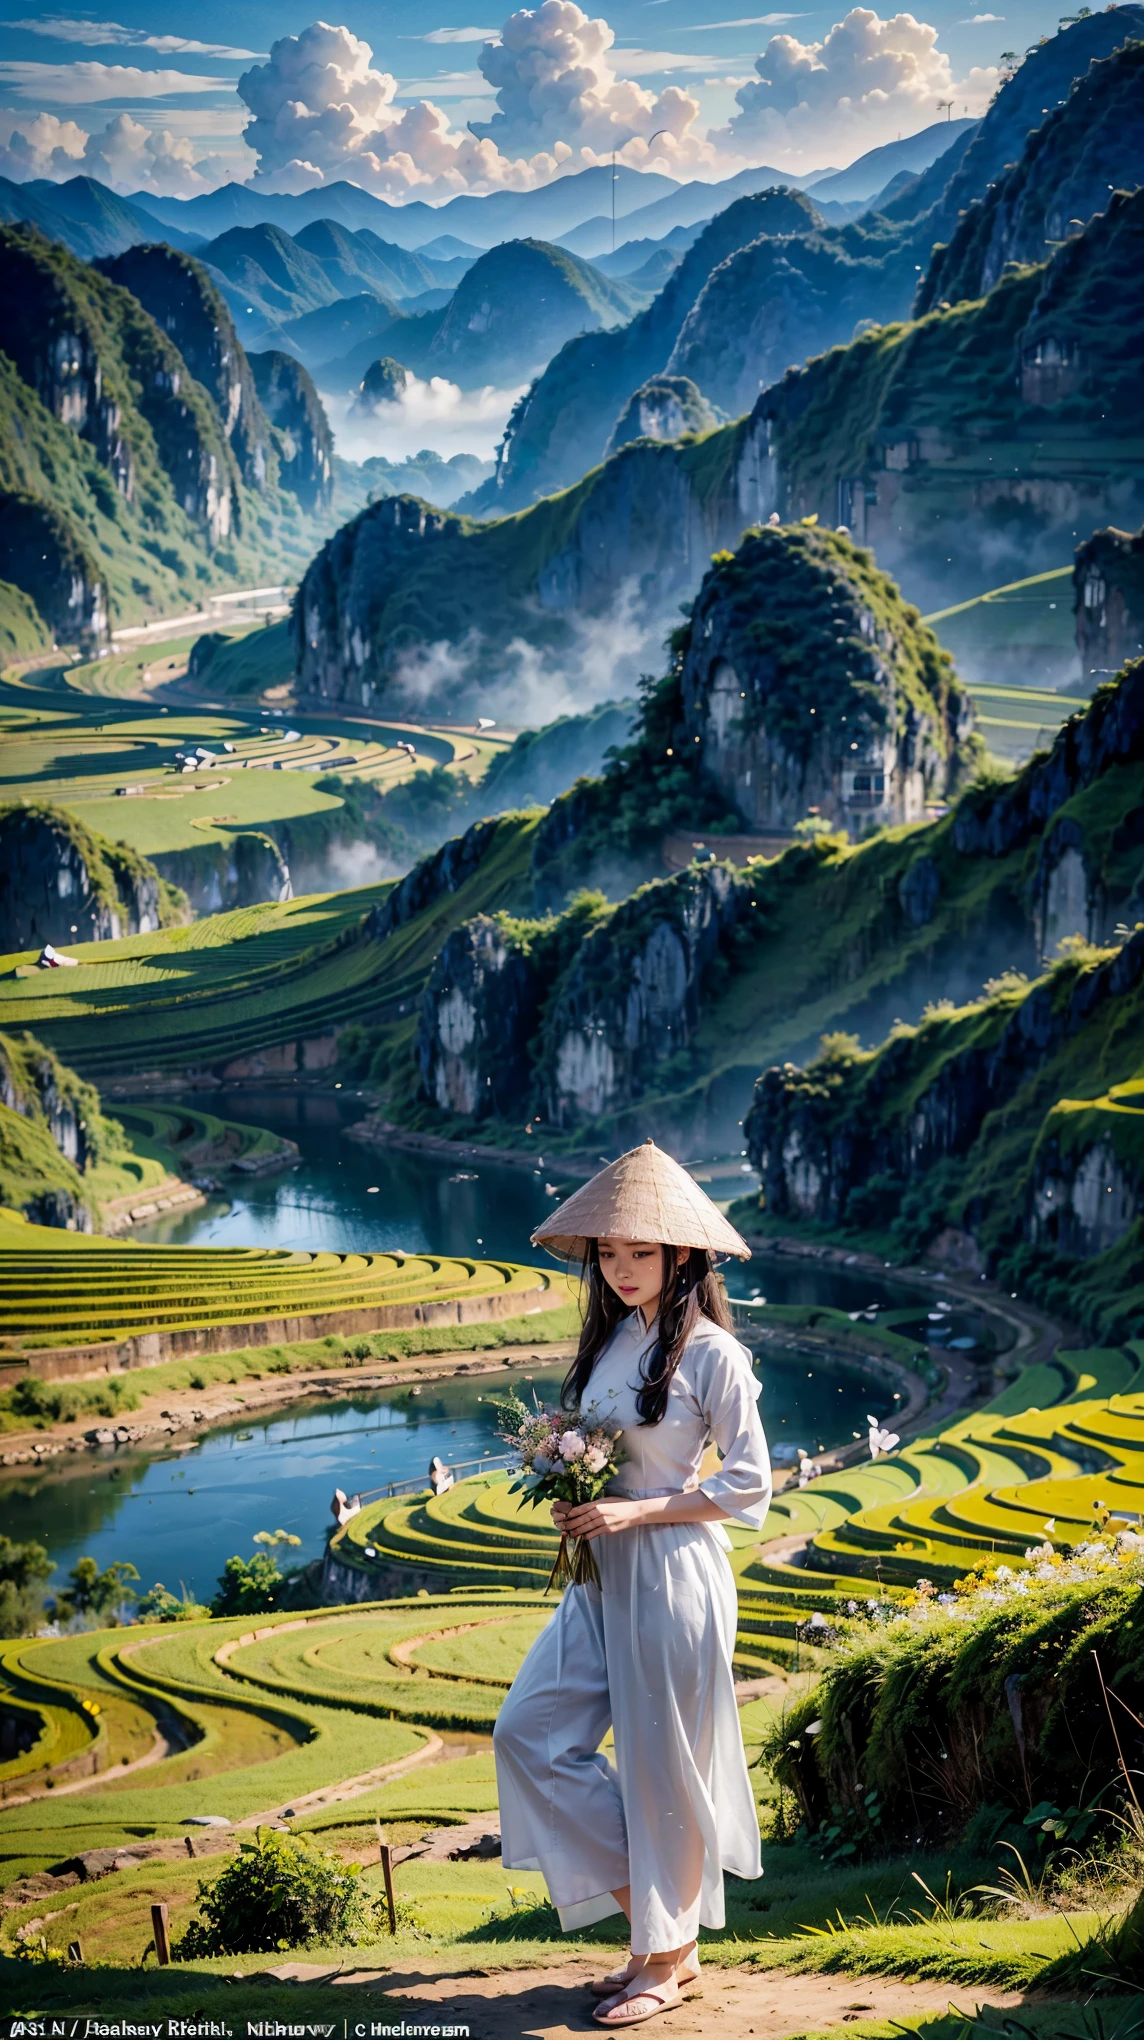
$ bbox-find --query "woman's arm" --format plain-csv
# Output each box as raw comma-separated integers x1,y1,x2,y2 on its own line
554,1491,730,1538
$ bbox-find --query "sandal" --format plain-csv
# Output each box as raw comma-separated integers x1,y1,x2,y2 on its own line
591,1955,700,1999
593,1977,683,2026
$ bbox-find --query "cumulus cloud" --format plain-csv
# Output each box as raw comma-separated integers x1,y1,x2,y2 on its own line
234,11,712,197
471,2,709,163
0,105,234,194
418,26,500,42
716,7,998,160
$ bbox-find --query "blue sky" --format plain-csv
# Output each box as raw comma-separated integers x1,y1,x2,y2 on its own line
0,0,1087,197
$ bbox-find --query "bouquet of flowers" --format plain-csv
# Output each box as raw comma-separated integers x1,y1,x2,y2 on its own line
494,1389,627,1590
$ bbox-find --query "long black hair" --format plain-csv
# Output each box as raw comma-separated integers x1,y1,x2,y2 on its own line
559,1240,734,1426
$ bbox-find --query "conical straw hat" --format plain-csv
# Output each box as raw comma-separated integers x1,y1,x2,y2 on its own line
532,1138,751,1260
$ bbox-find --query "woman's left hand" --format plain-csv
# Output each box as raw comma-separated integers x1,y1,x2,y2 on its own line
562,1497,643,1539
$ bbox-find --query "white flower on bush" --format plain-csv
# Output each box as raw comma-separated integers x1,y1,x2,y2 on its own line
584,1445,608,1474
558,1430,587,1461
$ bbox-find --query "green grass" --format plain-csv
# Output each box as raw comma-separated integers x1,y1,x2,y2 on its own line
0,806,540,1079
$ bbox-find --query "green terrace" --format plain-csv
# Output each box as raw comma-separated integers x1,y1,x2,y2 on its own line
0,1210,566,1361
0,810,540,1079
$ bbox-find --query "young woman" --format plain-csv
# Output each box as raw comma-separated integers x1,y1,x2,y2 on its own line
493,1139,771,2028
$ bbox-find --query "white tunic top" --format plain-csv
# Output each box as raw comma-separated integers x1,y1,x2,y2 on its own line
494,1307,772,1953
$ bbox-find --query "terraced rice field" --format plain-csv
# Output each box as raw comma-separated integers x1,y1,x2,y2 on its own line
0,650,508,862
0,1208,562,1356
0,810,539,1079
329,1343,1144,1659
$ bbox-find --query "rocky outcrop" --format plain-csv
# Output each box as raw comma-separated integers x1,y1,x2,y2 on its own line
917,42,1144,313
666,215,924,419
248,350,333,512
413,857,758,1131
416,916,539,1118
0,225,240,550
98,243,273,490
474,190,820,513
366,817,503,942
150,831,291,916
0,492,108,651
745,925,1144,1240
0,801,164,952
0,1028,97,1174
539,863,750,1127
605,376,719,456
677,525,973,835
353,356,409,413
1075,524,1144,687
755,189,1144,607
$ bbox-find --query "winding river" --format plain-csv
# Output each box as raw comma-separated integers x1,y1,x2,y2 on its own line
0,1090,994,1603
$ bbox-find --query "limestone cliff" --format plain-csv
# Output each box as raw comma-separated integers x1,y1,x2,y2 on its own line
1074,524,1144,687
413,861,759,1131
0,1027,124,1231
247,350,333,514
605,376,719,456
472,190,820,512
0,225,241,550
416,916,540,1119
0,801,168,952
0,491,108,651
149,830,292,917
917,42,1144,314
293,421,772,712
366,817,503,942
753,189,1144,608
98,242,273,491
677,525,973,834
744,924,1144,1323
424,238,644,389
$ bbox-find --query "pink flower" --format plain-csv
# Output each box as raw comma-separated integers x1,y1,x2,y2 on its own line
558,1430,586,1461
584,1445,608,1474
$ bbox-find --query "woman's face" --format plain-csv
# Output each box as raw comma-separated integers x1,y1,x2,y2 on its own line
596,1237,687,1318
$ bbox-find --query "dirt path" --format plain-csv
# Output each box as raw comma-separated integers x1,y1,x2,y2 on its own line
262,1956,1044,2037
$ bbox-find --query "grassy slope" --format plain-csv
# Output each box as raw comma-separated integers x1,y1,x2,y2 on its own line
0,810,540,1078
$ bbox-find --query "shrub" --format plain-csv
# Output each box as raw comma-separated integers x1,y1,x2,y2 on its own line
137,1581,210,1623
210,1551,284,1617
0,1534,53,1637
174,1827,383,1956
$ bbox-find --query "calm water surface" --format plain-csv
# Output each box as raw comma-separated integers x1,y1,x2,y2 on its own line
0,1090,988,1602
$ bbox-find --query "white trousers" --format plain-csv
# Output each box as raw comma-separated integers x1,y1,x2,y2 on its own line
494,1521,761,1953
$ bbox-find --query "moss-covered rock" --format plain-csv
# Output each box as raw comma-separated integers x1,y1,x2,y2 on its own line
916,40,1144,313
0,491,108,650
756,188,1144,606
605,375,719,455
0,800,170,952
678,524,974,834
0,224,241,550
1075,522,1144,686
475,189,820,512
354,356,409,412
247,349,333,513
98,241,273,491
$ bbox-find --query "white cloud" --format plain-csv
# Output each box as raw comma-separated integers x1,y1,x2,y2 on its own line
716,7,998,161
0,60,235,102
471,2,711,163
6,18,263,58
958,12,1004,19
418,26,500,41
0,105,229,192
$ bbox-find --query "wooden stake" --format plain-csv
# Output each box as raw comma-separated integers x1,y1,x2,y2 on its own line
379,1843,397,1934
151,1902,171,1966
185,1835,196,1858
